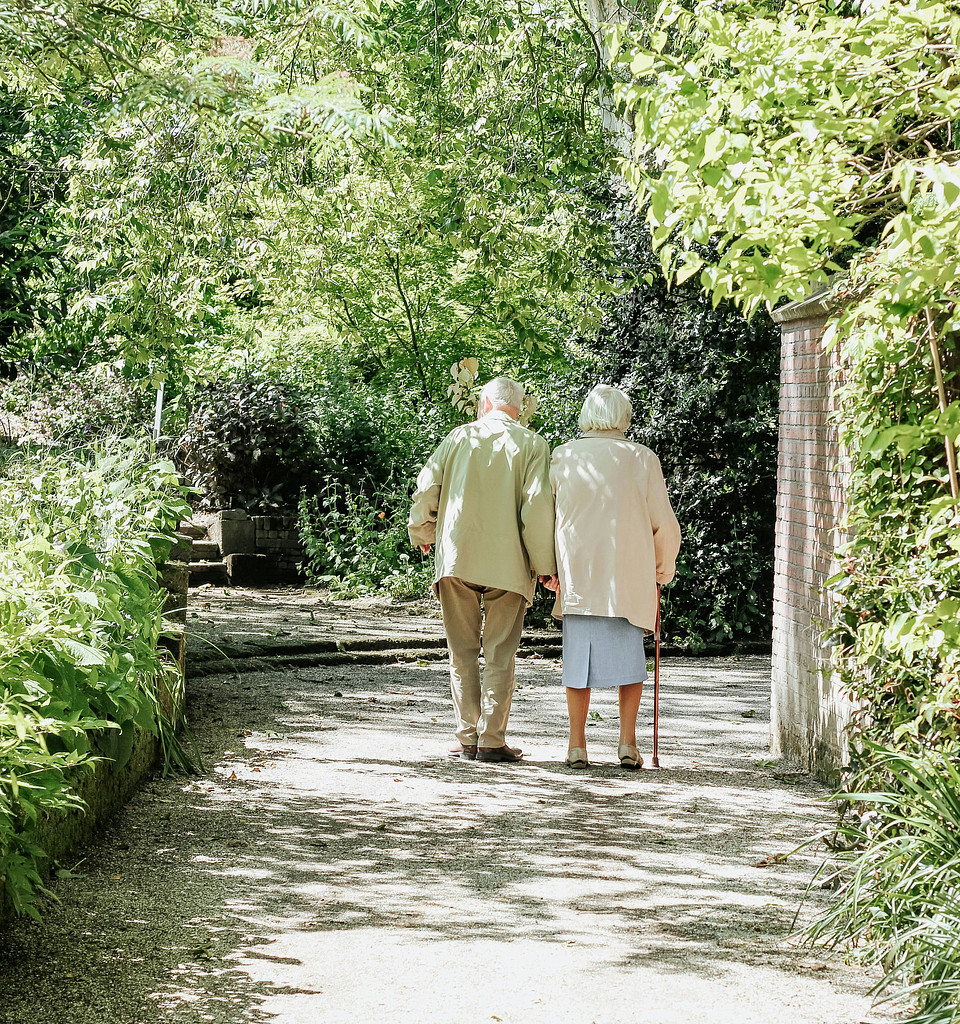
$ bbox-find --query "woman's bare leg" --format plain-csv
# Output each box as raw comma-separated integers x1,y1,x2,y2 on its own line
566,687,591,750
618,682,645,747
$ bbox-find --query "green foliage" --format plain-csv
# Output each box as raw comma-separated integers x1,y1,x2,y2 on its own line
0,439,189,918
195,0,618,400
615,0,960,1011
289,367,442,598
0,88,84,373
3,366,156,443
298,482,432,598
0,0,619,398
826,295,960,764
176,361,447,511
811,747,960,1024
614,0,960,317
579,196,779,647
1,0,392,374
177,373,325,510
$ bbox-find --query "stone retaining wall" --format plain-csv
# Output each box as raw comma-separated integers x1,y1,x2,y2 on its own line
212,510,304,583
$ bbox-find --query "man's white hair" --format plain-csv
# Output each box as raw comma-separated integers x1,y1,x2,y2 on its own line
578,384,632,432
479,376,525,411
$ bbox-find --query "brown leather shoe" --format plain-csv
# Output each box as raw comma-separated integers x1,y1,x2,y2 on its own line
476,745,523,763
449,742,477,760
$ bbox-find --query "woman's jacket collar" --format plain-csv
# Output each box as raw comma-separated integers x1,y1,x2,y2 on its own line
579,429,627,440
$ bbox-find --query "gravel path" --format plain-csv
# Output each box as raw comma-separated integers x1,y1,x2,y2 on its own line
0,590,894,1024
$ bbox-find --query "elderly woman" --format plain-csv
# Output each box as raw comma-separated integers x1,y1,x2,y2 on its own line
549,384,681,769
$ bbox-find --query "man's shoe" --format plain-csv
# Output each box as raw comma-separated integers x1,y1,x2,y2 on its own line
477,745,523,763
449,741,477,760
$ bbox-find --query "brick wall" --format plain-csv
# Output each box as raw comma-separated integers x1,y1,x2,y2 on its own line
249,515,304,573
770,290,850,778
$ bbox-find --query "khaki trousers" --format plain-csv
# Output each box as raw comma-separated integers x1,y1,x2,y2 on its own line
437,577,527,748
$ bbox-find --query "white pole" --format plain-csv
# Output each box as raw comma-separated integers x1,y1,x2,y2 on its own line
153,381,165,442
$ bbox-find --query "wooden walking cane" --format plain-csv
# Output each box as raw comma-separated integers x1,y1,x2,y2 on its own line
651,583,662,768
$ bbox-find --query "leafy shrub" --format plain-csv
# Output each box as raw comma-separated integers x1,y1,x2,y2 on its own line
812,748,960,1024
306,369,446,493
298,481,433,599
0,439,189,918
176,363,446,515
176,372,324,510
577,196,779,648
2,366,156,443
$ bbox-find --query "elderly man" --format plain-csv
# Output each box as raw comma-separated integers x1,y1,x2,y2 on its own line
408,377,556,763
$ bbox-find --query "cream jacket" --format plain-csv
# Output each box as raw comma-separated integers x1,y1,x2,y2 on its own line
408,410,557,605
550,430,681,632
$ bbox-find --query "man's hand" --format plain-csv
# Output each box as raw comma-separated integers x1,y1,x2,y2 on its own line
539,574,559,592
419,544,432,554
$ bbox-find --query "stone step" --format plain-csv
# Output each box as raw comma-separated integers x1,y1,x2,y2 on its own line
178,522,207,540
190,539,221,561
169,533,196,563
188,560,229,586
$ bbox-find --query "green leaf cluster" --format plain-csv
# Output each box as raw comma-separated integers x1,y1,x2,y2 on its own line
0,439,189,918
616,0,960,317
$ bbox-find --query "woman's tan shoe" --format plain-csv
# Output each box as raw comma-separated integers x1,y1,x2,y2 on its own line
618,744,643,769
566,747,589,769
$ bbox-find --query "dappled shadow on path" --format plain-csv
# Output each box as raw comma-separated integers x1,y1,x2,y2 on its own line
0,634,859,1024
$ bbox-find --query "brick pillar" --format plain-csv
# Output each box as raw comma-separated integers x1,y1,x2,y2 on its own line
770,289,850,778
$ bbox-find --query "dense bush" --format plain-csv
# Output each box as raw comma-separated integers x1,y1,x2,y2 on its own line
579,199,780,648
293,369,445,597
298,481,433,599
176,373,325,511
0,439,189,918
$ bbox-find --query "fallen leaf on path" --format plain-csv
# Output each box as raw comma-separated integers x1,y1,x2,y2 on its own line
741,709,757,718
754,852,789,867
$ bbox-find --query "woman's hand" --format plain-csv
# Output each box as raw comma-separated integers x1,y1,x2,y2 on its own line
539,574,560,592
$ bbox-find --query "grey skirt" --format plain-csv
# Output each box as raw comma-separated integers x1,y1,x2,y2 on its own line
562,614,647,690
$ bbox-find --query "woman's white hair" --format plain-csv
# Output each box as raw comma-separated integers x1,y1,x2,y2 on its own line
578,384,633,432
479,376,525,411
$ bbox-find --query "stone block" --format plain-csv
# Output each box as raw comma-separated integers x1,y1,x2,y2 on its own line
210,512,256,555
226,552,277,585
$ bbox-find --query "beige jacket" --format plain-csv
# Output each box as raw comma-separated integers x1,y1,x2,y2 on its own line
550,430,681,632
408,410,557,605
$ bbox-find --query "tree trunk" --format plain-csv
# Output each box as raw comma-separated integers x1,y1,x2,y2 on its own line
585,0,634,159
